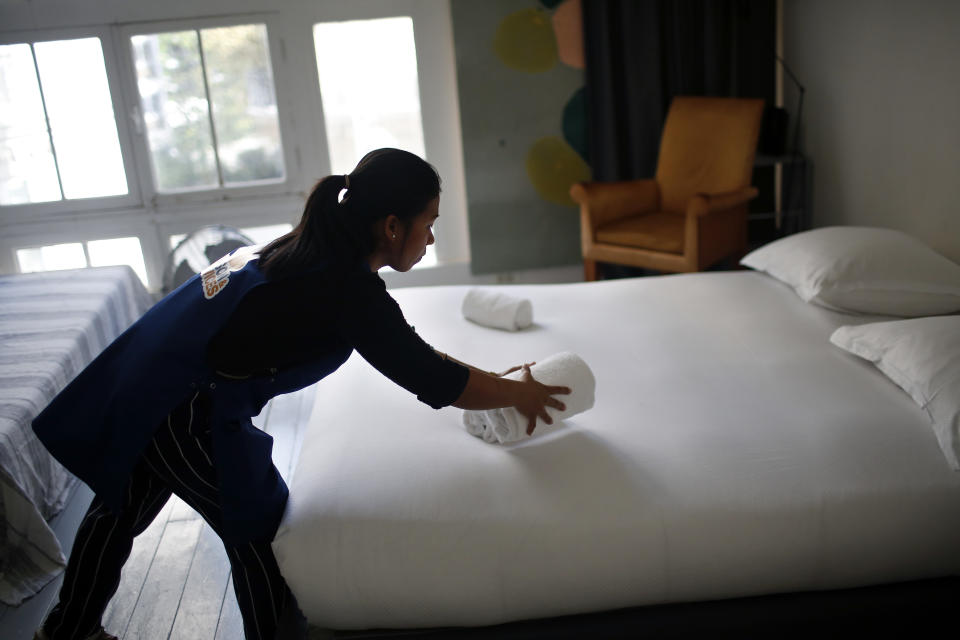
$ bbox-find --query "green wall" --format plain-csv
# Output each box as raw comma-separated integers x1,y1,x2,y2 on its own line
451,0,586,274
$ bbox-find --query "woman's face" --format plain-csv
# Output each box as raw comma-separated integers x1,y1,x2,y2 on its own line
392,196,439,272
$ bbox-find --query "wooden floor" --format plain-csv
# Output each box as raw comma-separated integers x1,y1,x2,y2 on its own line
0,386,318,640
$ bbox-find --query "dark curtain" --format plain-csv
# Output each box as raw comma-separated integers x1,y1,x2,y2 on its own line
582,0,775,181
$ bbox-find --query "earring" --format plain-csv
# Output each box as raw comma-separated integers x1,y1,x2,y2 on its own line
392,234,397,240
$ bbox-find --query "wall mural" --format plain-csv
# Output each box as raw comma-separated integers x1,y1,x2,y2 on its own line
451,0,586,274
492,0,588,207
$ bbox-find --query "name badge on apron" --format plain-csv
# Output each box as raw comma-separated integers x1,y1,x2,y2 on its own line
201,245,262,300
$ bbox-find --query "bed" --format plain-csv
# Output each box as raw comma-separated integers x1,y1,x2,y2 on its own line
273,228,960,634
0,266,153,606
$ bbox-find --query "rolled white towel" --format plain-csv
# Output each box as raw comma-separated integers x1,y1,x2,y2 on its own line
462,352,596,444
461,288,533,331
462,412,499,444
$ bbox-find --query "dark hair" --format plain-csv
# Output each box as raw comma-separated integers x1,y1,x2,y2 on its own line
259,148,441,280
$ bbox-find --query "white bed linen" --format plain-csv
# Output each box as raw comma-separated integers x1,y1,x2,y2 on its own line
0,266,152,605
273,272,960,630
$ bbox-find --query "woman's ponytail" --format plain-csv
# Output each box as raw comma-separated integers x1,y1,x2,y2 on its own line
259,174,351,279
259,148,440,281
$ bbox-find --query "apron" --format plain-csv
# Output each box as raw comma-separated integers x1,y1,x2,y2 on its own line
33,247,352,543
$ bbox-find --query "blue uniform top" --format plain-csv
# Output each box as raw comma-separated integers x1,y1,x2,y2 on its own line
32,247,467,543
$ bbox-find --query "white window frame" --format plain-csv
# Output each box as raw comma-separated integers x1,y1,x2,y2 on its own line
117,14,304,209
1,214,166,290
14,235,150,285
0,26,143,221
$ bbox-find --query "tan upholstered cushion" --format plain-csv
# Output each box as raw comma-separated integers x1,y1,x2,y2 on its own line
656,97,764,214
595,212,685,254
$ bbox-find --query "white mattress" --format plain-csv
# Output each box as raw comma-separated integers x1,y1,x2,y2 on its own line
273,272,960,630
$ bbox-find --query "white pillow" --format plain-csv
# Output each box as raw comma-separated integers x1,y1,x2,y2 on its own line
740,226,960,316
830,316,960,470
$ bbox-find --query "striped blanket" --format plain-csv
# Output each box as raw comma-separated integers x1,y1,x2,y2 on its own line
0,267,152,605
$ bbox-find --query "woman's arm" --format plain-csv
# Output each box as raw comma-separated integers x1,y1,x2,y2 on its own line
338,272,568,434
433,349,522,378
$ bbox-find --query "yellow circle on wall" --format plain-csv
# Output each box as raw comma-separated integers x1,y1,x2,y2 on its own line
493,8,558,73
526,136,591,207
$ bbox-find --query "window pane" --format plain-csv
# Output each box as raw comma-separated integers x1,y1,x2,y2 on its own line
239,223,292,245
132,31,217,191
34,38,128,200
314,18,426,175
88,236,149,286
17,243,87,272
0,44,61,204
169,233,187,249
201,24,284,185
412,245,436,269
172,224,291,250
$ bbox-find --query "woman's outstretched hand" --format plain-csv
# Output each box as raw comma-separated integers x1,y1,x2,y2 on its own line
514,364,571,435
497,362,534,377
452,362,572,437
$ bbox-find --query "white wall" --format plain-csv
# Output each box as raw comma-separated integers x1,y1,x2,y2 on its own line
784,0,960,262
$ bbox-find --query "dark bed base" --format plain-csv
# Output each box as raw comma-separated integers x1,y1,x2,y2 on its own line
327,576,959,639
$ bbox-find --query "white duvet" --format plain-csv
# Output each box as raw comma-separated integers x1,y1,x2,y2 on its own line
273,272,960,630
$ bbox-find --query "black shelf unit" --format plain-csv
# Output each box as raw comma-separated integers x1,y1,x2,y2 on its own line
749,152,808,250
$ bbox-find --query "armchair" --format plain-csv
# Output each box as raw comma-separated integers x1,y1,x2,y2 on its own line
570,96,765,280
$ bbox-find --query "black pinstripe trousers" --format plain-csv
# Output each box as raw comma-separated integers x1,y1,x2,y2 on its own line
41,391,292,640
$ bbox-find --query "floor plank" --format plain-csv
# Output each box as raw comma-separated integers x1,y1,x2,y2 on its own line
168,493,200,523
168,523,232,640
102,499,174,638
214,579,245,640
122,517,203,639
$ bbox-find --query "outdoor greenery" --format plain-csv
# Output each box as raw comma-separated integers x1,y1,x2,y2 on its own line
136,24,283,192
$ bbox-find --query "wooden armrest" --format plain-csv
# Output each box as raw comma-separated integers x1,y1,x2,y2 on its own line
570,179,660,229
686,187,758,217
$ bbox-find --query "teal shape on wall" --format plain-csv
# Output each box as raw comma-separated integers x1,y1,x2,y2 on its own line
562,86,588,163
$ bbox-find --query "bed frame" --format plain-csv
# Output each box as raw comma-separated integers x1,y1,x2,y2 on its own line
326,577,959,638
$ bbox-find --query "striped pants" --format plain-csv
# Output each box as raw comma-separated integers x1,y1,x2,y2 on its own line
41,392,293,640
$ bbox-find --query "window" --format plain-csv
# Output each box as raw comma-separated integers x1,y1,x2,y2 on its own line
130,23,285,192
168,223,292,250
0,38,127,205
3,6,467,289
16,243,87,272
16,236,149,286
314,17,435,266
313,17,426,175
239,223,292,246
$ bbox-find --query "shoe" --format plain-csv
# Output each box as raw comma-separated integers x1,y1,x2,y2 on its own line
34,627,118,640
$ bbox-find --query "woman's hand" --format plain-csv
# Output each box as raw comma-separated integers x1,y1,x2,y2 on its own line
496,362,535,377
513,364,571,436
452,364,571,438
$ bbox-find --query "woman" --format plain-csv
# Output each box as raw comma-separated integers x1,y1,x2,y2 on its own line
32,148,570,640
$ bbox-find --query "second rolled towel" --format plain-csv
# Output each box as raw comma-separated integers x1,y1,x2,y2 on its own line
463,352,596,444
462,288,533,331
